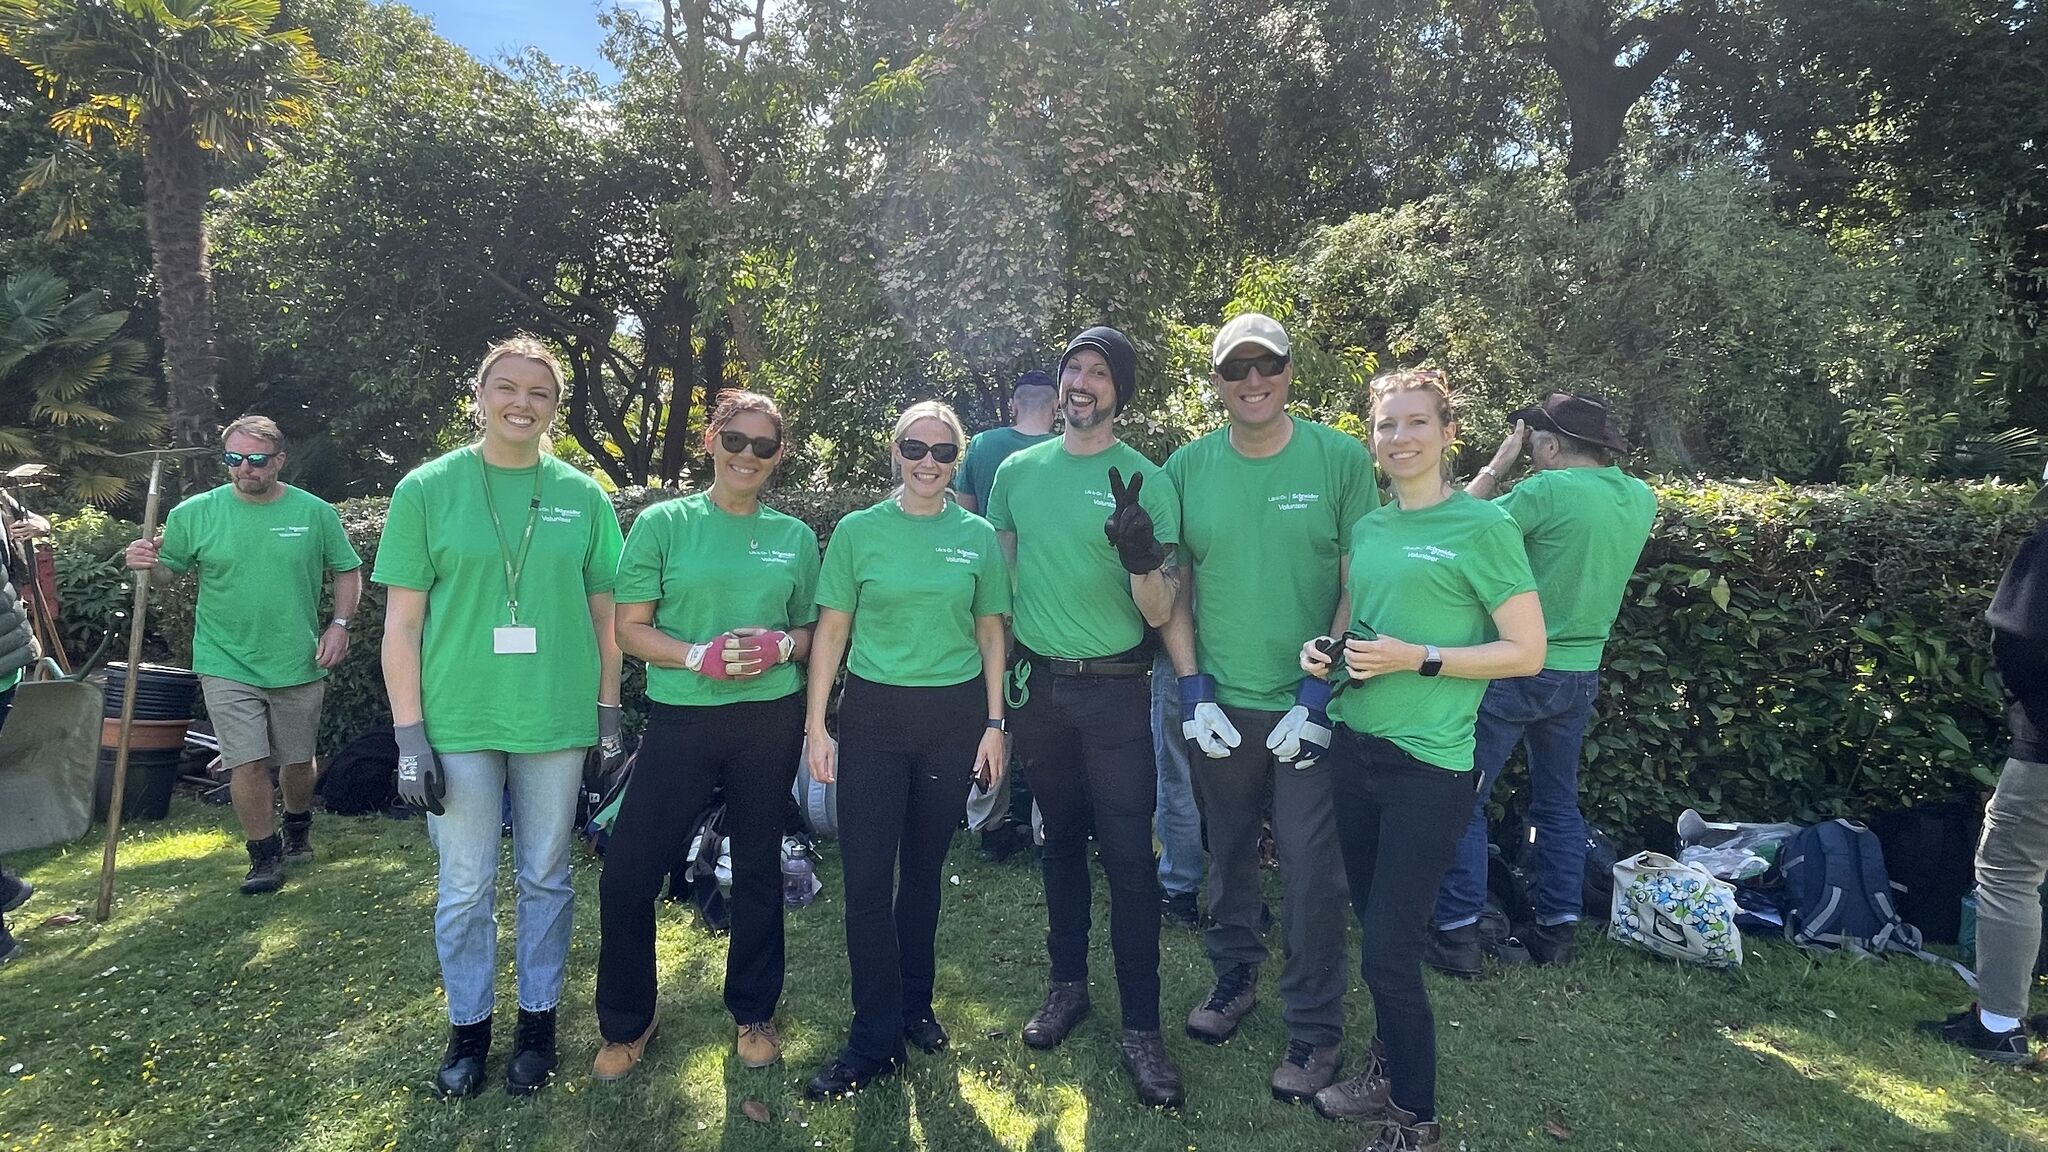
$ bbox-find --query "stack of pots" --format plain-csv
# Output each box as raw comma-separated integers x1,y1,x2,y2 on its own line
95,662,199,822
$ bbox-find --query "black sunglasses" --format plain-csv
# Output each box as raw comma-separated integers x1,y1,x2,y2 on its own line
1216,353,1290,382
896,438,960,464
718,430,781,458
222,451,277,468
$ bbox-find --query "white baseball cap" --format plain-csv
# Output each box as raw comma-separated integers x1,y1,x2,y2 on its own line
1211,312,1292,368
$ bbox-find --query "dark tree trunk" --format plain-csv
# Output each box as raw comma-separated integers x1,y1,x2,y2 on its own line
140,110,219,489
1531,1,1708,209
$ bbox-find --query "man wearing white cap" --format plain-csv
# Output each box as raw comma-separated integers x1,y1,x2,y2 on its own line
1160,312,1379,1102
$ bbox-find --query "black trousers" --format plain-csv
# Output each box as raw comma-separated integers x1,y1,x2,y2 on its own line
1013,669,1161,1030
834,675,982,1067
1328,726,1477,1124
595,693,803,1041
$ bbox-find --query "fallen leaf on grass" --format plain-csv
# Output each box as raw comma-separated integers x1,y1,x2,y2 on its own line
39,914,83,927
741,1100,770,1124
1820,1008,1837,1019
1544,1115,1572,1141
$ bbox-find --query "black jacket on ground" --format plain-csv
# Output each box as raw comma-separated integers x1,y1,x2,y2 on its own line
1987,522,2048,763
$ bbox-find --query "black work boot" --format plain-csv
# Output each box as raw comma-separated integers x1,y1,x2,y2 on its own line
280,812,314,864
0,868,32,913
1918,1005,2031,1065
1021,980,1091,1049
435,1018,492,1099
240,836,286,895
1422,924,1481,978
1527,921,1577,966
504,1008,558,1096
1118,1028,1185,1109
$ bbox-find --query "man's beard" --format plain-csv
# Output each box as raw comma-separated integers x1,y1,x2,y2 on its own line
1063,397,1111,430
236,475,275,495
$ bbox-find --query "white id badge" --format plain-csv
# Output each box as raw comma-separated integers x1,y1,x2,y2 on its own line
493,626,538,654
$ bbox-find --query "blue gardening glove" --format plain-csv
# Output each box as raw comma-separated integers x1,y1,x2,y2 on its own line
1178,674,1242,759
393,722,444,815
597,703,626,771
1266,677,1335,769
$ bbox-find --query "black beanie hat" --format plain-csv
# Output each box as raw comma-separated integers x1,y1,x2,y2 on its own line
1058,326,1138,414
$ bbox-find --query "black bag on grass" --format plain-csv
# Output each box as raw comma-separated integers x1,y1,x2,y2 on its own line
318,728,398,815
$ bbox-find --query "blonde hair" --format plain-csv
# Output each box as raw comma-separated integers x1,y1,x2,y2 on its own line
474,335,567,402
703,389,785,452
221,414,285,452
890,400,967,489
1368,368,1458,484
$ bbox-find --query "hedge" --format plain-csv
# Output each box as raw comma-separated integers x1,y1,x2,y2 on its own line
46,479,2041,837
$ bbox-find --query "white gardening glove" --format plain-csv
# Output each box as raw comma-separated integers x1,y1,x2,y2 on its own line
1266,677,1335,769
1177,674,1242,759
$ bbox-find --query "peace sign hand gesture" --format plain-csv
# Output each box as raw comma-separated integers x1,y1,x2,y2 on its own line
1103,467,1165,575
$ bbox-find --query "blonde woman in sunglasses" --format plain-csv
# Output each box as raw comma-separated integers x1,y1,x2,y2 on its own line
594,388,820,1080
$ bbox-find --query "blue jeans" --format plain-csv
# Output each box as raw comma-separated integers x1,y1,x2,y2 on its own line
429,746,586,1025
1433,669,1600,930
1151,653,1203,898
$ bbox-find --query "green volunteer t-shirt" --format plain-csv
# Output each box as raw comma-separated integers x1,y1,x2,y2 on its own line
613,491,820,707
372,447,623,753
1166,418,1379,711
156,484,361,688
0,667,19,694
955,426,1056,511
817,497,1010,686
986,437,1180,660
1494,466,1657,672
1330,491,1537,772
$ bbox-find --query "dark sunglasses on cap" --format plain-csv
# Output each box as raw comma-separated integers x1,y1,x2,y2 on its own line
222,451,277,468
718,430,781,458
1216,353,1290,382
897,438,960,464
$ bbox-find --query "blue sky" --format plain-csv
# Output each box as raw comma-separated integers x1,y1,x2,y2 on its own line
400,1,626,79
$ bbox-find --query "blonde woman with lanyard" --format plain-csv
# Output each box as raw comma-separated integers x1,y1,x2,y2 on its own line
378,337,626,1100
1299,369,1544,1152
802,400,1011,1099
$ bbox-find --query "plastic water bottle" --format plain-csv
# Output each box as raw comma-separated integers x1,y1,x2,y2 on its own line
782,852,816,908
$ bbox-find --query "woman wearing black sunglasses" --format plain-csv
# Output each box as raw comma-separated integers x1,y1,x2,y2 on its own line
800,400,1011,1098
593,389,821,1079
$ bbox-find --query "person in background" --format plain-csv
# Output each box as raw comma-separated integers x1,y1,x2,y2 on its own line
377,338,625,1099
125,416,362,895
1919,464,2048,1063
594,389,818,1081
0,494,49,962
1427,392,1656,974
955,368,1057,863
1303,369,1545,1152
802,400,1011,1098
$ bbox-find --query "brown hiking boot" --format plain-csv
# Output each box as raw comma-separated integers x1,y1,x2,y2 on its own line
1118,1028,1184,1109
1314,1037,1389,1121
1185,963,1256,1043
240,836,285,895
591,1018,658,1082
280,814,314,863
736,1020,782,1068
1355,1102,1440,1151
1271,1037,1343,1102
1021,980,1091,1049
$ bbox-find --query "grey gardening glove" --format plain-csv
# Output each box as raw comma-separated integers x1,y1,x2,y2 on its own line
393,722,444,816
597,703,626,773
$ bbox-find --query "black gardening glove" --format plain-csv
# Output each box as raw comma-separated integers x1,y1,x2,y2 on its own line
1104,467,1165,575
393,722,445,816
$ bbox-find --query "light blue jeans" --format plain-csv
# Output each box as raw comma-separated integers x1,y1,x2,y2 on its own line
1151,652,1204,898
428,747,587,1026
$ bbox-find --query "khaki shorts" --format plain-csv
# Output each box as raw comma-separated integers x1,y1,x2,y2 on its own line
199,676,325,769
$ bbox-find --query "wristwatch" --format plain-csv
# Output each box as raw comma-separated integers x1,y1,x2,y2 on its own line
1478,465,1503,481
330,618,351,631
1418,644,1443,677
985,718,1008,733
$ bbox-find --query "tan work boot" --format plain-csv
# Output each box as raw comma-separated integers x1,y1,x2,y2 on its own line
1185,963,1256,1043
1357,1102,1441,1151
1313,1037,1389,1121
591,1018,658,1082
736,1020,782,1068
1271,1037,1343,1102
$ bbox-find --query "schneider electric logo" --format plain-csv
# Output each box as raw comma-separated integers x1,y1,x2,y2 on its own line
1404,544,1459,563
1269,492,1323,512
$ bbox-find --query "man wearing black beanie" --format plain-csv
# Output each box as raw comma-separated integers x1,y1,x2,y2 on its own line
984,325,1188,1107
1920,469,2048,1062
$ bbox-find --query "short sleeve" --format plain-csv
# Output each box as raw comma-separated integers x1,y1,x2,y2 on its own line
788,525,822,628
984,456,1017,532
815,518,860,614
1333,435,1379,550
971,524,1012,617
952,433,984,499
1493,474,1550,540
1465,513,1538,613
156,500,197,573
371,479,435,590
1139,463,1180,548
321,503,363,572
583,488,623,596
612,509,667,605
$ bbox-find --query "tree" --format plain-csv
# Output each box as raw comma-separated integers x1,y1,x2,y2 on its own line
0,0,325,486
0,267,165,502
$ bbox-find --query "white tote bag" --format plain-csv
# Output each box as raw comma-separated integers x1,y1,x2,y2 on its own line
1608,850,1745,968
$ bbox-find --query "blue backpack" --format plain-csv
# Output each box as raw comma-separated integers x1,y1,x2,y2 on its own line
1778,818,1976,986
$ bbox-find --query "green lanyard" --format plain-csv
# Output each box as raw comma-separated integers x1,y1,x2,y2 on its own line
479,454,544,626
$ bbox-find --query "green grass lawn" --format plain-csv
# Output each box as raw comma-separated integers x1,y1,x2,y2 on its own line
0,798,2041,1152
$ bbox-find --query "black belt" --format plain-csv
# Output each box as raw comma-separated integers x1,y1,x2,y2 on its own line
1017,643,1152,678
